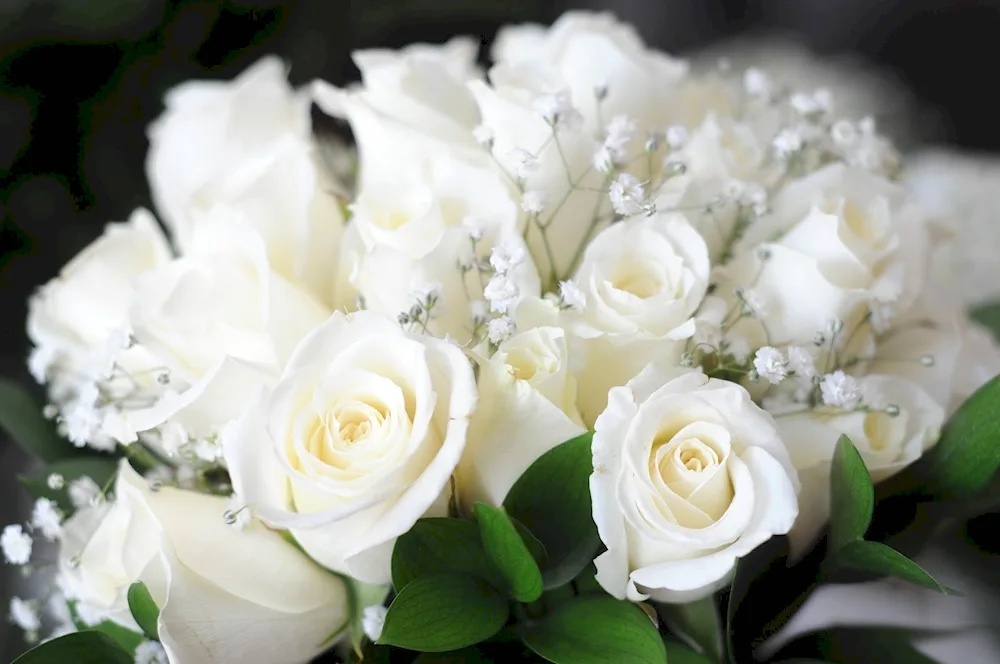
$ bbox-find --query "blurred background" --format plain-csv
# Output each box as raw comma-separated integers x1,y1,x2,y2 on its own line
3,0,1000,659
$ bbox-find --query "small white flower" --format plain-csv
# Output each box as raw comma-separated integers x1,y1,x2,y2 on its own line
46,474,65,491
592,146,614,173
67,476,101,510
472,124,494,147
462,216,484,242
1,525,32,565
533,90,583,129
831,120,858,147
786,346,816,378
158,420,188,456
27,346,57,384
193,438,221,463
603,114,637,162
64,385,102,448
9,597,40,632
869,301,894,334
773,127,803,159
693,320,722,349
521,190,546,215
859,116,876,135
469,299,488,324
753,347,788,385
743,68,770,97
46,593,73,626
506,148,539,180
665,124,688,150
609,173,646,216
410,279,443,305
30,498,63,541
487,316,515,344
225,494,251,531
727,337,751,363
73,602,106,627
134,639,169,664
484,274,520,313
86,324,132,380
820,370,862,409
489,243,526,274
722,179,745,201
361,604,388,641
558,280,586,309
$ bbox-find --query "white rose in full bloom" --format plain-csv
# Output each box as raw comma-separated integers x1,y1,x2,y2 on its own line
775,375,943,556
591,366,799,603
146,56,346,307
455,326,585,510
58,461,349,664
312,38,484,188
722,164,932,351
27,208,171,394
565,212,714,424
224,310,477,584
471,11,688,280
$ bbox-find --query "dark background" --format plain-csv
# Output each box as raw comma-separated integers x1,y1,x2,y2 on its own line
3,0,1000,659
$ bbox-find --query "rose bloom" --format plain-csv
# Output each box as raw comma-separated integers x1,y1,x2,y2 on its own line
225,310,476,584
58,461,348,664
590,366,799,603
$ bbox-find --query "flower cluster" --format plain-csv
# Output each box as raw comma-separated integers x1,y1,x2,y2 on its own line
3,11,1000,664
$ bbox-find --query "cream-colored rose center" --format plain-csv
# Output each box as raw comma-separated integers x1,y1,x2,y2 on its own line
504,347,556,381
300,399,390,469
649,422,734,526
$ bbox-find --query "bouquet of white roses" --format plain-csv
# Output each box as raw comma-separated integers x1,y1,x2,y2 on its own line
3,11,1000,664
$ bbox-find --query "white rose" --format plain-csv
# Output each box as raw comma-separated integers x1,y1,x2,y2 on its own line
27,208,171,392
775,374,943,556
311,38,485,188
58,461,350,664
566,212,713,424
591,366,799,603
471,11,688,280
348,157,539,342
456,326,585,510
224,310,477,584
118,215,329,443
146,56,346,306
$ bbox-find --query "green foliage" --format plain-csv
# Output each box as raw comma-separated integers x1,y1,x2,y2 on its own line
12,631,133,664
19,457,117,513
391,518,505,593
0,378,73,463
474,502,543,603
658,596,723,662
378,573,509,652
127,582,160,641
503,432,601,589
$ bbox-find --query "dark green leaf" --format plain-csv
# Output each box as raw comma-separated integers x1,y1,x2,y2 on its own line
127,581,160,640
919,375,1000,499
571,563,604,596
503,432,601,589
20,457,117,513
772,627,940,664
828,435,873,553
0,378,71,463
92,621,143,655
522,595,667,664
378,573,509,652
971,302,1000,342
836,540,953,594
12,630,133,664
658,596,723,662
665,640,717,664
474,502,543,603
511,516,548,568
391,518,504,592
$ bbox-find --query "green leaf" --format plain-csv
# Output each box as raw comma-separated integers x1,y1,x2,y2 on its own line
772,627,939,664
378,573,509,652
522,595,667,664
391,518,504,593
971,302,1000,342
20,457,117,513
836,540,953,594
67,600,143,654
919,375,1000,499
12,630,133,664
511,515,548,568
127,581,160,640
828,435,873,553
503,432,601,589
474,502,544,603
659,596,723,662
0,378,71,463
665,640,717,664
